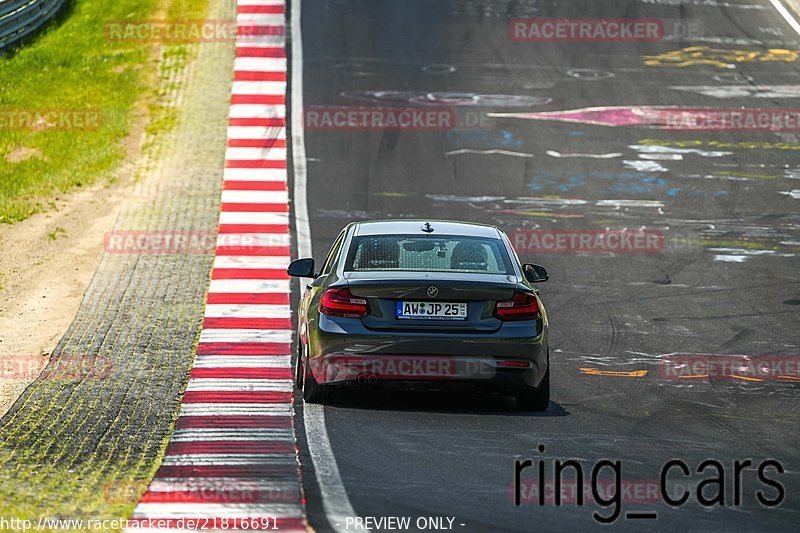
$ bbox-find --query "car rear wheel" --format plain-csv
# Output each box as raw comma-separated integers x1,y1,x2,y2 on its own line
301,351,331,403
515,367,550,411
294,341,304,389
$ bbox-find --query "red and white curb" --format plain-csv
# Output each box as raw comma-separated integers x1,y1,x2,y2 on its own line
127,1,306,530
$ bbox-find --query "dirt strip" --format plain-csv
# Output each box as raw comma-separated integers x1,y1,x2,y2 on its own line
0,182,130,419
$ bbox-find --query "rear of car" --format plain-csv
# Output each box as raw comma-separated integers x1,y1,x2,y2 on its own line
290,220,550,410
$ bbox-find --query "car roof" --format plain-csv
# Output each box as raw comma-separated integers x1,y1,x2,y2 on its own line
352,219,502,238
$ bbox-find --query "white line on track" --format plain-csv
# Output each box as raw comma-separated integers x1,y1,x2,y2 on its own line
302,404,363,531
290,3,312,261
290,0,365,530
770,0,800,36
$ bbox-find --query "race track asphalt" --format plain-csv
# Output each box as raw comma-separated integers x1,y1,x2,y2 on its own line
293,0,800,531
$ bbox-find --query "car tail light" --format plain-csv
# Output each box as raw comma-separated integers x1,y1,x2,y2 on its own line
493,291,541,321
319,287,370,318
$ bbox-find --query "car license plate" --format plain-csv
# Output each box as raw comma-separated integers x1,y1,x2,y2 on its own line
396,301,467,320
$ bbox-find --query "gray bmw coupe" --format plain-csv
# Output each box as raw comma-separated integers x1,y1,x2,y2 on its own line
287,220,550,411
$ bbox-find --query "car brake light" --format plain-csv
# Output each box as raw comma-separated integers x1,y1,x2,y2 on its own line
493,291,541,321
319,287,370,318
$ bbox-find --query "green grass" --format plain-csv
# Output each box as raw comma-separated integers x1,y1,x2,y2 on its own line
0,0,206,223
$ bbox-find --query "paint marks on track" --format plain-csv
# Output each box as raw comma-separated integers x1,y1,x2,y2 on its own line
528,171,670,195
446,149,534,158
126,1,306,530
426,194,506,203
566,68,615,80
341,90,551,107
711,247,797,262
643,46,799,68
637,0,767,10
670,85,800,98
489,106,649,127
623,160,668,173
579,368,648,378
629,145,732,158
546,150,622,159
490,106,800,131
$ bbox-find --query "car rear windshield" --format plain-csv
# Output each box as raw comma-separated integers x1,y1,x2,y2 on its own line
344,235,514,274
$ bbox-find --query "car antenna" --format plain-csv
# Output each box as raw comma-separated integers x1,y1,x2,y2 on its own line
421,222,434,233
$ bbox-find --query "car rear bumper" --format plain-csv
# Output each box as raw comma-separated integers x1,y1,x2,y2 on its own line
306,315,548,389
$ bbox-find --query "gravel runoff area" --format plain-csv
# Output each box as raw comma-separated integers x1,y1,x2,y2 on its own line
0,0,236,521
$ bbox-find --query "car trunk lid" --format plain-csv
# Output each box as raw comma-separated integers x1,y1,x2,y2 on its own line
344,271,519,332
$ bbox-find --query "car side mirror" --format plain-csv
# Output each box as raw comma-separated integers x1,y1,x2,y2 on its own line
523,263,548,283
288,258,316,278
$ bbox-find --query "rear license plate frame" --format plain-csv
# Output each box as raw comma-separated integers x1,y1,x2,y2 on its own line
396,301,468,321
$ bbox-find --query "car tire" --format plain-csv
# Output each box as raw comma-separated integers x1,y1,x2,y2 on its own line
516,368,550,411
294,341,304,390
301,351,329,404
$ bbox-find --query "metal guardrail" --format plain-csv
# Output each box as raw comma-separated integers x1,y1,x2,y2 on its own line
0,0,69,52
